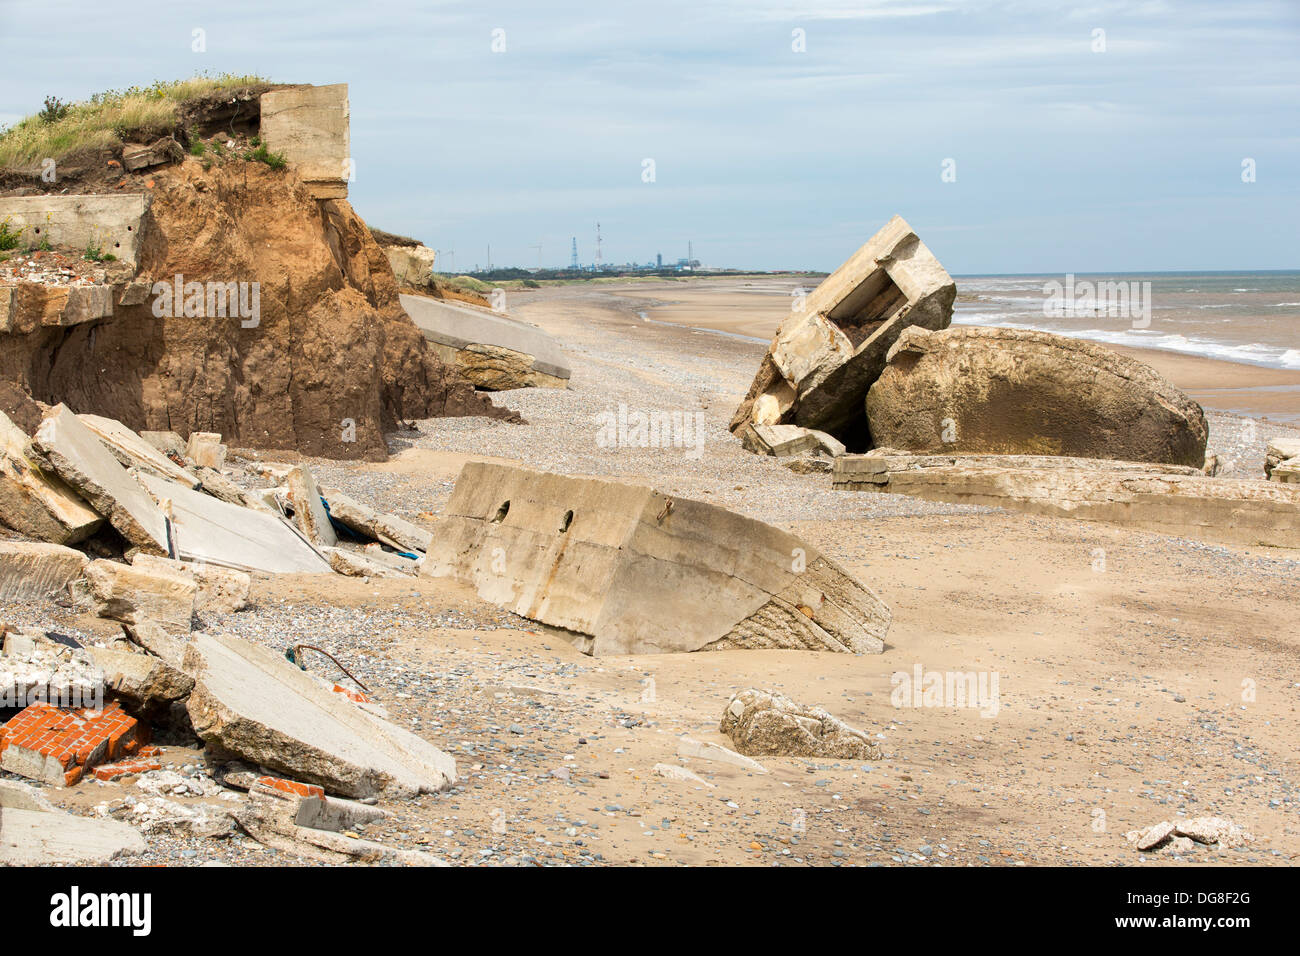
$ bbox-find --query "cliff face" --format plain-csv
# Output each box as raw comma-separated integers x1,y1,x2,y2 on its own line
0,159,517,459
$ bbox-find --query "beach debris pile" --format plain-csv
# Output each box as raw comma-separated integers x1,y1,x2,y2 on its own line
719,688,881,760
423,461,891,656
0,402,455,864
1127,817,1254,855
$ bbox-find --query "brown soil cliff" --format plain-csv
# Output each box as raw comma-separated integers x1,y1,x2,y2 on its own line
0,159,519,460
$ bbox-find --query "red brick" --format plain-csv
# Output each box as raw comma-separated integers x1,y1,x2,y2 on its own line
256,775,324,799
331,684,370,704
93,759,162,782
0,700,142,787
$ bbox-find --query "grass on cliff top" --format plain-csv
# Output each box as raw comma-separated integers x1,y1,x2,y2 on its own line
0,74,268,170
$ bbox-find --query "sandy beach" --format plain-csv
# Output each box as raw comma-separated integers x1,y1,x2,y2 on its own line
7,278,1297,868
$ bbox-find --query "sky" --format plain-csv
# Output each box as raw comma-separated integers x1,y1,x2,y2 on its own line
1,0,1296,274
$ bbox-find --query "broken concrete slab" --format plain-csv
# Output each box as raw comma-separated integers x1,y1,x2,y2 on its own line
676,736,767,773
720,688,881,760
260,83,351,200
653,763,716,788
424,462,890,656
235,784,443,864
135,471,332,574
78,414,199,488
139,430,186,458
322,486,431,552
323,546,414,579
123,620,187,669
731,215,956,442
185,432,227,470
0,194,150,269
182,632,456,798
84,558,197,632
835,457,1300,549
121,137,183,171
0,541,88,601
739,423,845,459
0,410,103,544
833,451,1203,486
0,628,102,711
286,465,337,548
1,780,146,864
131,553,251,615
1265,438,1300,479
385,244,438,287
865,325,1209,467
31,404,170,554
192,465,272,512
401,293,571,390
1271,459,1300,484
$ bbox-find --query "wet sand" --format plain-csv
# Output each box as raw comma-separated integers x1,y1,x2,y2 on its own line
637,277,1300,425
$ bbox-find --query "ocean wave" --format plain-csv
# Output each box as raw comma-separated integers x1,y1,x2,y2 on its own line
951,319,1300,370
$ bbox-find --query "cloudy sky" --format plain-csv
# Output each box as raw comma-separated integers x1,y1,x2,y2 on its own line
1,0,1296,273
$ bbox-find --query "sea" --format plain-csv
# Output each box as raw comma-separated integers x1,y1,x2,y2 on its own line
953,271,1300,371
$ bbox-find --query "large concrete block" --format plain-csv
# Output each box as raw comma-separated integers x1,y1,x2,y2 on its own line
1,780,145,863
78,414,199,488
401,294,571,390
259,84,350,200
182,632,456,798
0,194,150,268
84,558,197,632
0,541,88,601
731,215,955,441
385,245,437,286
31,404,169,554
423,463,890,656
0,411,103,545
286,465,337,548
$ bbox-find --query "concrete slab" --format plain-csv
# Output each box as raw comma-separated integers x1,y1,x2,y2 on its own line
835,458,1300,549
423,463,890,656
0,194,150,268
0,541,88,601
0,790,146,864
400,293,571,387
0,411,103,545
31,404,169,554
182,632,456,798
286,465,336,548
84,558,196,632
135,472,332,574
78,414,199,488
323,486,431,552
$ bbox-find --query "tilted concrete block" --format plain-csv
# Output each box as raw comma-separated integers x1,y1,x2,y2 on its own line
731,215,955,441
0,541,88,601
423,463,890,656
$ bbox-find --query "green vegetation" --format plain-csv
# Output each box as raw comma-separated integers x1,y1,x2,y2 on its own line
247,143,286,170
0,73,267,170
39,96,71,125
187,135,206,156
0,217,22,251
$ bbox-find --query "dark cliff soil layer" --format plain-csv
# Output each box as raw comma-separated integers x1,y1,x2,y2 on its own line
0,158,520,460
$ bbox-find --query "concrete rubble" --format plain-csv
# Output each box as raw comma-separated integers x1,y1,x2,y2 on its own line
731,215,956,443
1127,817,1254,853
719,688,881,760
286,465,337,548
1267,437,1300,483
424,462,890,656
84,558,197,632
